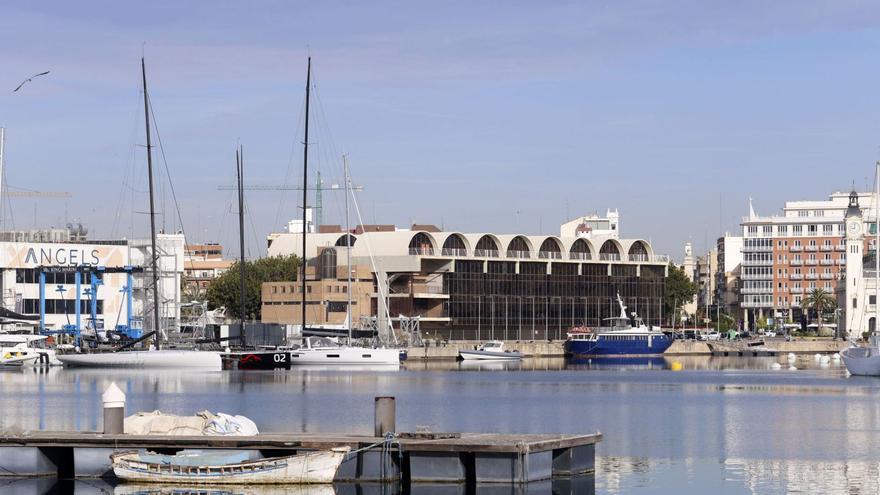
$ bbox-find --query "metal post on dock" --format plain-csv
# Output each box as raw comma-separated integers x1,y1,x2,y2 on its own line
374,396,396,436
103,382,125,434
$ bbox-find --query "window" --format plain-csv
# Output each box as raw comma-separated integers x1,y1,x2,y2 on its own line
793,226,803,235
778,225,789,236
799,211,809,217
823,224,833,234
808,225,818,235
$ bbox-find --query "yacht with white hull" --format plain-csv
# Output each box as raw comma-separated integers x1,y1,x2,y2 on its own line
56,59,220,371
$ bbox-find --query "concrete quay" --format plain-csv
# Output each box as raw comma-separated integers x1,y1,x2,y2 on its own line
406,338,850,360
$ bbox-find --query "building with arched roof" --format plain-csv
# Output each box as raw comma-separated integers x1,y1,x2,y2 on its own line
263,221,670,339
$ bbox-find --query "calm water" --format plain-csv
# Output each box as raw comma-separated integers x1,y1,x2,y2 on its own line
1,355,879,494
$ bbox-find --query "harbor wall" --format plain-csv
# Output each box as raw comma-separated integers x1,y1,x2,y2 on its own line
405,339,849,360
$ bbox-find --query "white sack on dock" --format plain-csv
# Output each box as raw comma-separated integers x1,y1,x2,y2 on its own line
124,410,259,436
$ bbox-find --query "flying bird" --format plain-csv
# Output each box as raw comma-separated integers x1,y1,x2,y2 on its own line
13,71,50,93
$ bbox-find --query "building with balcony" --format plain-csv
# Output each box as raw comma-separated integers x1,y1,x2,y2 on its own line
741,191,877,329
263,219,670,340
183,243,233,296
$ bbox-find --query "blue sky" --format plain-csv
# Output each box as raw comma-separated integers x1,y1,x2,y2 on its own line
2,1,880,260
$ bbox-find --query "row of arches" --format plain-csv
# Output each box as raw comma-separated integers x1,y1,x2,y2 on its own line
334,231,654,261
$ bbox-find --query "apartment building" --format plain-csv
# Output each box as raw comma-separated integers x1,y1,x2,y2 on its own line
741,191,876,329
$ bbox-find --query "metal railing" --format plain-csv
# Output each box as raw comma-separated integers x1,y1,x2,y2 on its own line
742,273,773,280
474,249,499,258
835,245,846,251
805,246,818,252
740,287,772,294
790,274,803,280
628,254,649,262
569,252,591,261
836,259,846,265
820,245,833,252
790,260,803,266
599,253,621,261
820,259,834,265
805,259,818,266
538,251,562,260
441,248,467,257
409,247,434,256
743,259,773,266
743,245,773,252
506,250,531,259
820,273,834,280
806,274,818,280
790,246,803,252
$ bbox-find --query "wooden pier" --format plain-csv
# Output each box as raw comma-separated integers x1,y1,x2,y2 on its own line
0,430,600,485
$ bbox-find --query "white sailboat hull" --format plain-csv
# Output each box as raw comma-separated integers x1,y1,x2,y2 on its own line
841,346,880,376
57,350,222,370
289,347,400,365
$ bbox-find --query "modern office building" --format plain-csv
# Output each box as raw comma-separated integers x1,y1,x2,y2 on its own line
741,192,875,329
262,216,670,340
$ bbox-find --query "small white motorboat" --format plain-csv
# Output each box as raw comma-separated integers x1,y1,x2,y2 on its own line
0,335,54,366
458,341,522,361
110,447,350,484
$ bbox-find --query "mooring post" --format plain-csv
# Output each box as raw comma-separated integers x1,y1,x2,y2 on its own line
374,396,396,436
102,382,125,434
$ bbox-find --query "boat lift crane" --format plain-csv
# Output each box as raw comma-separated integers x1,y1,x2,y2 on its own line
38,265,145,347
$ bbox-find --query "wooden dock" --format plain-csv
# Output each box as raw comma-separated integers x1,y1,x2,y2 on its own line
0,430,601,484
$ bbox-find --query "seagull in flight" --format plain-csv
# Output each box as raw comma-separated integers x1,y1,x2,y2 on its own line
13,71,50,92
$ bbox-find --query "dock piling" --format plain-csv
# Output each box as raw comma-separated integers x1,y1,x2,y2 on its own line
374,396,396,436
102,382,125,434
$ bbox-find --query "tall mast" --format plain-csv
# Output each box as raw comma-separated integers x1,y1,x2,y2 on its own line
237,146,247,348
0,127,5,232
141,58,161,349
868,161,880,338
300,57,311,331
344,155,352,342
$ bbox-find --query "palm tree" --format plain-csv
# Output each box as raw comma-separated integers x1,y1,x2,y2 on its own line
802,288,836,331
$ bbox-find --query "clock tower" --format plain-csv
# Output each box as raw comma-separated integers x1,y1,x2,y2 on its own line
844,189,864,338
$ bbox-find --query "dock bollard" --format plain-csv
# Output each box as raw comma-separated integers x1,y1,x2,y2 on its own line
103,382,126,434
374,396,396,436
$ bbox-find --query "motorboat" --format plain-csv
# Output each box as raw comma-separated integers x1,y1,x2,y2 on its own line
57,349,222,369
458,341,522,361
289,337,400,366
0,334,60,366
110,447,349,484
564,293,673,357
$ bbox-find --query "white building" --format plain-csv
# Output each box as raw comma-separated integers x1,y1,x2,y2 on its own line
0,231,185,335
559,209,620,239
840,191,878,338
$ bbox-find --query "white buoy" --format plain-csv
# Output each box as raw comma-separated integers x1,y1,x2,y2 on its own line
787,353,797,363
814,353,822,360
771,362,782,369
788,366,798,371
832,353,841,361
820,355,831,364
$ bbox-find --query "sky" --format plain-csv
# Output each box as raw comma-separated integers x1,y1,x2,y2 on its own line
2,1,880,262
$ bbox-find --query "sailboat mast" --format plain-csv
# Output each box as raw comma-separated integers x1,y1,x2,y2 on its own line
300,57,311,332
866,161,880,335
237,147,247,348
344,155,352,342
141,58,161,350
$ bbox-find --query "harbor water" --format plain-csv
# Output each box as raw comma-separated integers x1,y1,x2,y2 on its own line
0,355,878,494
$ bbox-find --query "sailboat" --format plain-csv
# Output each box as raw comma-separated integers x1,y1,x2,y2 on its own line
842,161,880,376
57,59,220,370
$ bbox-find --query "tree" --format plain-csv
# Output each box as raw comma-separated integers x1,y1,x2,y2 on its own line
206,255,300,320
802,288,836,327
665,263,698,325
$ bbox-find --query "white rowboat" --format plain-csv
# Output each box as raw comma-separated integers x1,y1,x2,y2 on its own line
110,447,350,484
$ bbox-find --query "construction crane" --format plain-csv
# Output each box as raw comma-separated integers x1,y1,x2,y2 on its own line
4,191,72,198
217,171,363,228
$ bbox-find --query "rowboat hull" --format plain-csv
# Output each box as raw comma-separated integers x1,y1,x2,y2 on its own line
111,447,349,484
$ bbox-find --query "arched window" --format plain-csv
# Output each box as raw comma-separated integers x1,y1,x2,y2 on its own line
408,233,435,255
600,240,621,261
570,239,592,260
538,238,562,259
335,234,357,247
475,235,500,257
442,234,468,256
506,236,531,259
628,241,649,262
318,247,337,279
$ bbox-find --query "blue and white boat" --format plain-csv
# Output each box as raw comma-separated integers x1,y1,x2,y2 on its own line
564,293,673,357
